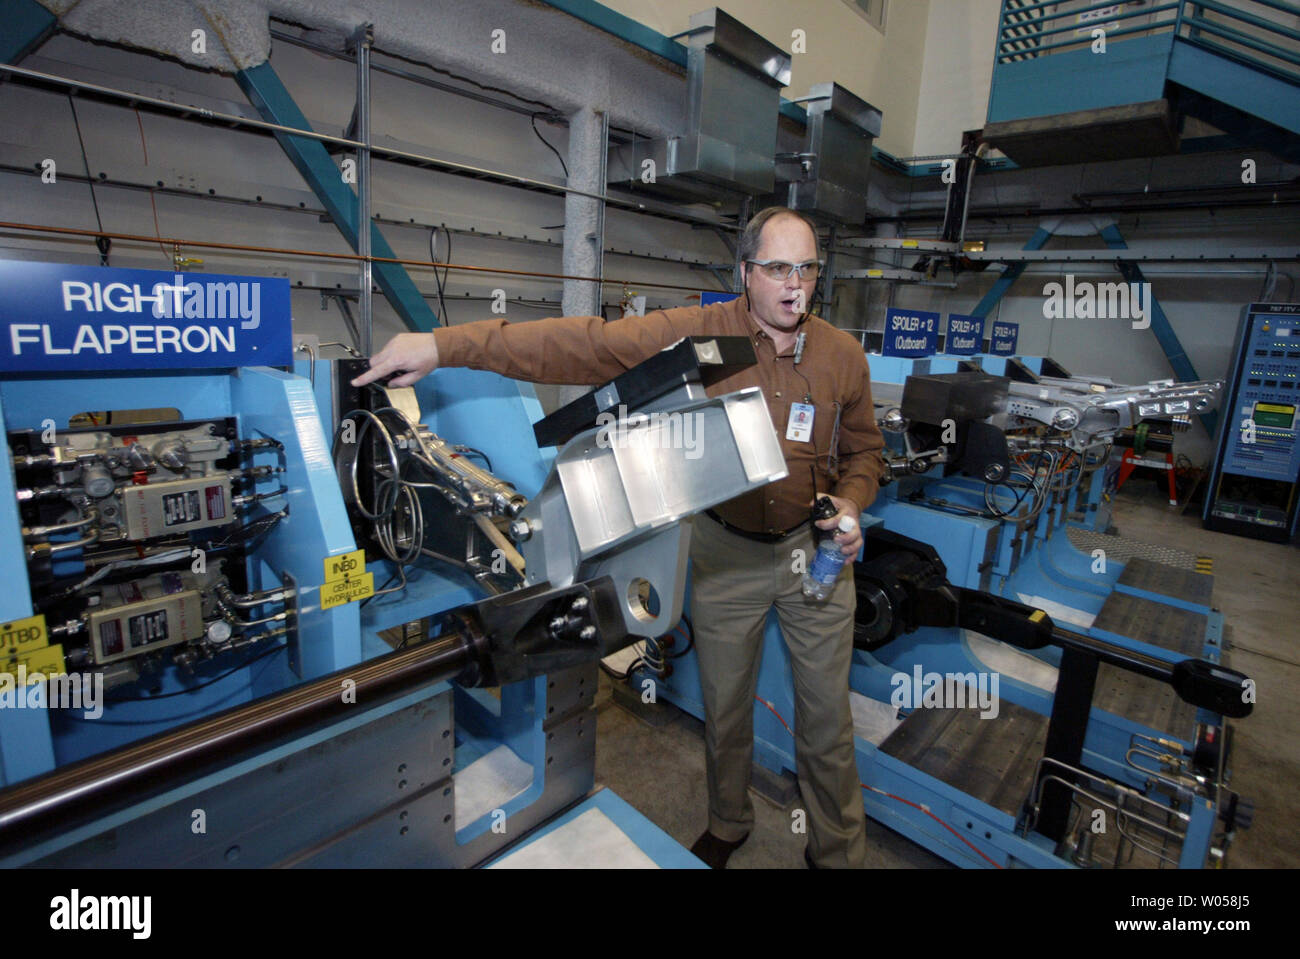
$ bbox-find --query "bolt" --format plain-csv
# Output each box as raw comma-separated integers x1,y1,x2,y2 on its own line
548,616,567,633
579,625,597,642
570,595,589,613
510,519,532,542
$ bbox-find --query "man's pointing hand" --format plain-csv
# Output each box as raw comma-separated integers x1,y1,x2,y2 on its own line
350,333,440,388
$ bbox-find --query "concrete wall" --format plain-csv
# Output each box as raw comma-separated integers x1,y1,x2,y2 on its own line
597,0,932,158
913,0,1001,157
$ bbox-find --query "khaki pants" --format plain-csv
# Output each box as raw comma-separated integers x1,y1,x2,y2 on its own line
689,512,867,868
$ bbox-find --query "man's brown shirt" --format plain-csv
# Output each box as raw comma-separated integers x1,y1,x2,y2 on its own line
433,294,886,534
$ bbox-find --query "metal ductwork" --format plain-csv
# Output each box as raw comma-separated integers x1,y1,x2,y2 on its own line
781,82,882,225
606,7,791,204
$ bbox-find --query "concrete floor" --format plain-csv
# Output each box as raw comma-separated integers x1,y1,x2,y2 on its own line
591,481,1300,869
1101,482,1300,870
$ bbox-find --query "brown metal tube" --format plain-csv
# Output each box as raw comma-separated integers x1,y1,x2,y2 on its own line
0,220,711,294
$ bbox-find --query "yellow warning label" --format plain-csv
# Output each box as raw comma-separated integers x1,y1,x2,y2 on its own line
1029,609,1046,623
324,549,366,584
0,613,49,659
321,572,374,610
867,269,883,278
0,643,66,682
902,239,918,248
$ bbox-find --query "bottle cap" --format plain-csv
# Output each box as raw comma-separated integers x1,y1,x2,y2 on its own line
837,516,856,533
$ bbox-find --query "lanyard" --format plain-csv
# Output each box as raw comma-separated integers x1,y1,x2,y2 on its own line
827,402,842,479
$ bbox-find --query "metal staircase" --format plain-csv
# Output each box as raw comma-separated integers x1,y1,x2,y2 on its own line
985,0,1300,164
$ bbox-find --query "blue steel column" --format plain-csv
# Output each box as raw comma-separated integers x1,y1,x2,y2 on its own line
236,62,440,335
970,226,1051,318
354,25,374,354
0,0,55,64
1098,223,1215,432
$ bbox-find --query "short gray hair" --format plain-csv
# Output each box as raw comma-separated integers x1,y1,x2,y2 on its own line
737,206,821,265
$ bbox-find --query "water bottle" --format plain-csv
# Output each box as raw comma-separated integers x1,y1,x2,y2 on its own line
803,509,856,601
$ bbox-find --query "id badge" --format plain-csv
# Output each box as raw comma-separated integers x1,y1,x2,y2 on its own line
786,402,815,442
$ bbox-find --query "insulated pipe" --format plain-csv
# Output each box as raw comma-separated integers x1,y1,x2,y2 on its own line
0,629,482,855
558,106,609,407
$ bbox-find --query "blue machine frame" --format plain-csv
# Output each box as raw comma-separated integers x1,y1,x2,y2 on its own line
0,268,629,867
630,345,1240,868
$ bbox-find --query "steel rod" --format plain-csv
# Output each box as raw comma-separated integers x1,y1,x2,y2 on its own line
0,630,477,854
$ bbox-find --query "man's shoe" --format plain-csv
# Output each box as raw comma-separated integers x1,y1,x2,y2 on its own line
689,830,749,869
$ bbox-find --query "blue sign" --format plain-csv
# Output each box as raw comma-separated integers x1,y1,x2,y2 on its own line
0,261,293,373
945,314,984,355
990,321,1019,356
700,291,740,306
882,308,939,357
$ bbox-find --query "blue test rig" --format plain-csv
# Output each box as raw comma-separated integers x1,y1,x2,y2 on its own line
629,343,1255,868
0,260,791,868
1203,302,1300,543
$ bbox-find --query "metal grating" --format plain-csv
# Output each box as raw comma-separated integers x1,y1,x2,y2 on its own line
1091,591,1211,737
1092,592,1206,655
1066,527,1203,571
1116,557,1214,606
881,700,1048,818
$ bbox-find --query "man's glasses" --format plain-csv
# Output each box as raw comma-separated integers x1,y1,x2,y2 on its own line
746,259,823,282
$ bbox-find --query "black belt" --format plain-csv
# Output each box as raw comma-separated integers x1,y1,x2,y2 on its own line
704,509,809,544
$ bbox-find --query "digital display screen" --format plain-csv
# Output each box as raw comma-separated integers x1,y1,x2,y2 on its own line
1253,402,1296,429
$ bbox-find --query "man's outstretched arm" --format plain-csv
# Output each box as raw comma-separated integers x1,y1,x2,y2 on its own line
351,312,687,388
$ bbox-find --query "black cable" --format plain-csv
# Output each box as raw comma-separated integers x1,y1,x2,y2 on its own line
985,458,1037,517
430,226,452,324
38,545,198,611
454,446,493,471
212,508,287,549
530,112,569,179
67,94,110,265
105,641,286,704
600,658,645,683
361,569,400,609
666,615,695,659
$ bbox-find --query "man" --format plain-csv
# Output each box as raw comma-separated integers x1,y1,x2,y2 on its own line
353,206,886,868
